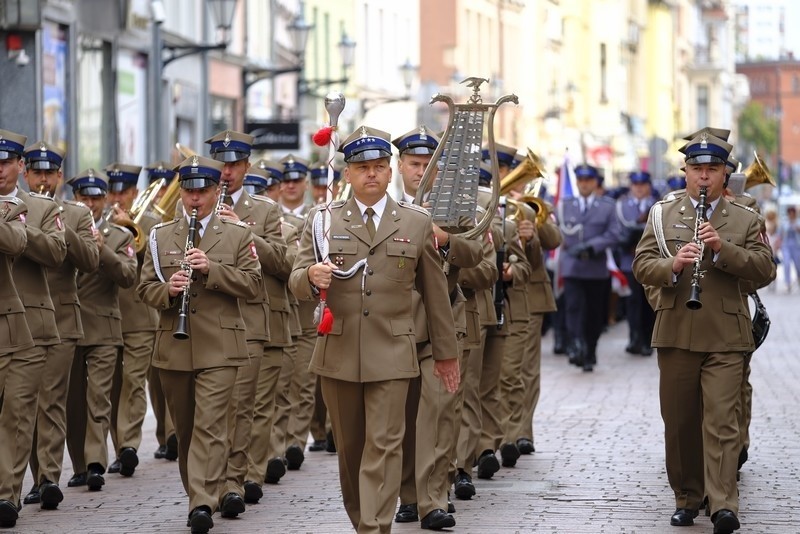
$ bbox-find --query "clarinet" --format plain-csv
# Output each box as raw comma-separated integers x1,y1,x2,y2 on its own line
685,186,708,310
174,208,198,339
215,181,229,213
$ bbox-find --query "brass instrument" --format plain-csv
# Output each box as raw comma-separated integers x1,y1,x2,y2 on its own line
686,186,708,310
154,177,182,222
744,151,775,190
499,149,546,195
334,181,352,202
37,184,49,196
174,208,198,340
104,201,145,252
500,150,550,226
414,77,518,240
176,142,198,159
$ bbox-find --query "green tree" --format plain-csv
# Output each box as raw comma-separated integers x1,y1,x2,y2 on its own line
737,101,778,157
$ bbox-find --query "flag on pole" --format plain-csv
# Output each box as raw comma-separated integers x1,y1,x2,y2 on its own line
551,150,577,298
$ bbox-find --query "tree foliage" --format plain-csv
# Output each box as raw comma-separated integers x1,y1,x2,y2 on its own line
737,101,778,157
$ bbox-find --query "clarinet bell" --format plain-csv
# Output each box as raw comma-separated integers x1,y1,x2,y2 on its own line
685,286,703,310
173,315,189,339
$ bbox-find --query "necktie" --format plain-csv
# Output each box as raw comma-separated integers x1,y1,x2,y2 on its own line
365,207,376,240
223,195,234,209
192,221,203,246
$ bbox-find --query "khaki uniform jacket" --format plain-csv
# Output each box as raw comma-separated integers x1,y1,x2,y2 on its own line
289,196,459,382
459,234,500,345
13,190,67,345
0,197,33,355
234,191,287,342
633,195,775,352
77,219,137,346
120,211,160,334
49,199,100,340
501,220,533,325
525,217,561,314
283,206,318,332
280,220,300,343
138,215,262,371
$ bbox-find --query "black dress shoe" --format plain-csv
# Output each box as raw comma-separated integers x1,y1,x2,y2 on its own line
516,438,535,455
394,503,418,523
499,442,520,467
447,500,455,514
265,457,286,484
712,509,740,534
670,508,699,526
308,440,327,452
220,492,245,518
285,445,304,470
421,508,455,530
476,450,500,479
67,472,87,487
39,481,63,510
119,447,139,477
640,345,653,356
453,470,475,500
165,434,178,461
243,481,263,504
154,445,167,459
0,500,18,528
325,430,336,453
737,447,748,470
107,460,121,474
188,505,214,534
23,485,40,505
582,361,594,372
87,464,105,491
625,342,641,354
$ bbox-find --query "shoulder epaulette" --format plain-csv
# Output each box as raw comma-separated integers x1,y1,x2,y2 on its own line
658,194,682,204
151,220,176,231
251,194,277,205
29,192,56,201
329,200,346,209
0,195,22,205
397,200,430,215
730,201,760,217
222,218,250,229
108,222,133,236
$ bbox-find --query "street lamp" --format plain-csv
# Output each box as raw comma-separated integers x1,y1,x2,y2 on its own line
297,31,357,97
159,0,238,67
360,59,418,114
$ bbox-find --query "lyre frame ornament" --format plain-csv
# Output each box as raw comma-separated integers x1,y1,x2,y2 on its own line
414,77,518,240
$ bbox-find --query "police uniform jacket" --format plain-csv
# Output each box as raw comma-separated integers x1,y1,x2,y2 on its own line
616,193,656,272
138,215,262,371
0,197,33,354
633,195,775,352
234,191,287,343
49,198,99,340
525,216,561,314
289,196,459,382
558,194,621,279
13,190,67,345
76,219,137,346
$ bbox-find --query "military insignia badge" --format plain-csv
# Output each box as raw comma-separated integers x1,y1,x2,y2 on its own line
398,257,405,269
249,241,258,259
55,214,64,231
126,244,135,258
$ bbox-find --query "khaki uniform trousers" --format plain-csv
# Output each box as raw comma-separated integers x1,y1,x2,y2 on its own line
322,376,409,534
399,344,462,518
309,375,329,441
66,344,119,473
110,331,156,453
29,340,77,485
160,367,237,512
0,346,47,506
148,364,174,447
498,314,533,443
268,343,297,457
285,332,318,448
658,348,744,516
224,340,262,495
476,325,506,456
502,314,544,443
245,345,283,483
737,353,753,454
456,326,487,470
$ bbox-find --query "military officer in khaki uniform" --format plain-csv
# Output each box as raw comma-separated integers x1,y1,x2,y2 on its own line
392,126,482,529
143,162,178,461
138,156,261,534
0,129,67,529
0,190,32,530
290,126,459,534
101,163,161,478
20,143,99,510
242,160,296,502
203,131,286,517
633,132,774,534
64,169,137,491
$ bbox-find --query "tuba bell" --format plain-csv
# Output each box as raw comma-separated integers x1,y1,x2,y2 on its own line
744,151,775,190
499,148,545,195
501,150,551,227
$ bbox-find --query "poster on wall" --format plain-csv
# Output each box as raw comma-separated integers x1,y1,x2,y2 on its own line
117,50,147,186
42,21,68,153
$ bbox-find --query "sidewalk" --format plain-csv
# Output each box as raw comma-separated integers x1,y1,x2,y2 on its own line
12,289,800,533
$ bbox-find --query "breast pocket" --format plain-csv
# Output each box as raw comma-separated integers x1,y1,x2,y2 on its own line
330,240,360,270
385,242,418,282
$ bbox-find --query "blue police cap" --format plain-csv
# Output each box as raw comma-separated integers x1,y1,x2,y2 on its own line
309,164,341,186
252,159,283,188
146,161,177,184
0,129,27,161
667,175,686,191
478,161,492,186
176,156,223,189
726,154,739,174
279,154,310,181
105,163,142,192
339,126,392,163
392,125,439,156
481,143,516,167
629,171,651,184
205,130,254,163
574,164,600,180
23,141,65,171
243,165,272,194
68,169,109,197
680,132,732,166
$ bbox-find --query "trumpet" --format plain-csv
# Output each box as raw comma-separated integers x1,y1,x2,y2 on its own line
37,184,50,197
174,208,198,340
686,186,708,310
